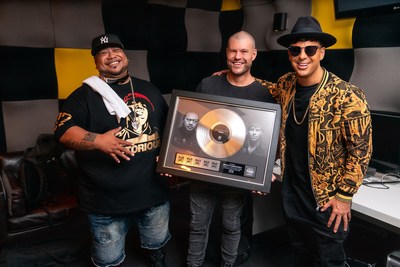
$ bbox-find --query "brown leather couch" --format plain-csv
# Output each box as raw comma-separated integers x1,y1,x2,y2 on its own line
0,150,84,246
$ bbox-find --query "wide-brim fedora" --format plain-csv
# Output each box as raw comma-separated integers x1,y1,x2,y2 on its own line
277,16,337,48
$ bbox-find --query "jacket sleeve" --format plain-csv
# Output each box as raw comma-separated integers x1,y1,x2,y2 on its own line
261,79,279,102
336,85,373,203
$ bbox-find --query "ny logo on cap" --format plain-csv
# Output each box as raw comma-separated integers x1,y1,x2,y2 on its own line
100,36,109,44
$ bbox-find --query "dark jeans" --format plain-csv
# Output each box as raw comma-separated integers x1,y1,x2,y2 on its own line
286,217,348,267
187,183,247,267
282,168,348,267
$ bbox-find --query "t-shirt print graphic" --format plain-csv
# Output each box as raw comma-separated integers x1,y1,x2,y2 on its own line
115,93,161,154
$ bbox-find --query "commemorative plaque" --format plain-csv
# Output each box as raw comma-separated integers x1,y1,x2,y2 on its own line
156,90,281,193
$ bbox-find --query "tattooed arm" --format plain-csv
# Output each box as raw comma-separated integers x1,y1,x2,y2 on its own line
59,126,134,163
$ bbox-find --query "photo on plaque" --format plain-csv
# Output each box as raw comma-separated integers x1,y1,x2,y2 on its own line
157,90,281,192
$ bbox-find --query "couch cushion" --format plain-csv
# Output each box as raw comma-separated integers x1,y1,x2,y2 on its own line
7,194,79,233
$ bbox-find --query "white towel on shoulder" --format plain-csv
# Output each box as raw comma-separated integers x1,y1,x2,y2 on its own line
83,76,131,122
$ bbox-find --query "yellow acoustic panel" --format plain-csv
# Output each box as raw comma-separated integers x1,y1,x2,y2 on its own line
312,0,355,49
221,0,241,11
55,48,98,99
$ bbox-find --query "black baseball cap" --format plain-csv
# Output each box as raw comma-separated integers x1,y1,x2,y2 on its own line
91,34,124,56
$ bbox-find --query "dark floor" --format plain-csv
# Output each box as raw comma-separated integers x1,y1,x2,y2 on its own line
0,220,293,267
0,185,398,266
2,215,398,267
0,184,294,267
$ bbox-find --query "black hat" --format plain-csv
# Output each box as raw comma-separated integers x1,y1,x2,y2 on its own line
277,16,337,48
91,34,124,56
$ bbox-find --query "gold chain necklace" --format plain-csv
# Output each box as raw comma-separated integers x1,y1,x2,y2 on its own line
100,74,140,130
291,69,329,125
291,96,309,125
127,77,140,131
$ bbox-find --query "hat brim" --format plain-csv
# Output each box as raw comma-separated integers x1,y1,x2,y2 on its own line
91,43,124,56
277,32,337,48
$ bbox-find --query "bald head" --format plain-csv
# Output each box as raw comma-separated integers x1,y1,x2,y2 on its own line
228,31,256,49
183,112,199,131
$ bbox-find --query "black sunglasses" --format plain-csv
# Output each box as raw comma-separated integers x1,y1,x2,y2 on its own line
288,46,320,57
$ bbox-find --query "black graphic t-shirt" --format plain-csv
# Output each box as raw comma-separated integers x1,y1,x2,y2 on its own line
196,75,275,102
54,77,169,214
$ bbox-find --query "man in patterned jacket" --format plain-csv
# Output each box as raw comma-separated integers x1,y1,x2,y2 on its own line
263,16,372,266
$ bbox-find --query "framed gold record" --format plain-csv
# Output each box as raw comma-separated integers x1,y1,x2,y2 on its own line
196,108,246,158
157,90,281,193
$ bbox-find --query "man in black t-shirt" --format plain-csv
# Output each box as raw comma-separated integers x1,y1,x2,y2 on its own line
186,31,275,267
54,34,170,267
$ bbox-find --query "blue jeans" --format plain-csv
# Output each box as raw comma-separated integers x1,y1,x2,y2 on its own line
187,183,246,267
88,201,171,267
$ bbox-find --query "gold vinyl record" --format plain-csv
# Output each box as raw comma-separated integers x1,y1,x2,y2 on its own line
196,108,246,158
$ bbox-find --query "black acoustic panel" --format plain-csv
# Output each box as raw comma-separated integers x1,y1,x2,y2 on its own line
58,99,66,111
322,49,354,82
251,51,292,83
0,46,57,101
147,0,187,8
353,13,400,48
147,51,187,94
102,0,149,50
185,52,223,91
146,4,187,51
219,9,244,51
187,0,222,11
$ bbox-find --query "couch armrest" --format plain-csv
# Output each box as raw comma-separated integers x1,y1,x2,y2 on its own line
0,152,27,218
0,171,9,242
1,170,26,217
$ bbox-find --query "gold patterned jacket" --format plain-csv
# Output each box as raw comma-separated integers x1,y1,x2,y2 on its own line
262,69,373,207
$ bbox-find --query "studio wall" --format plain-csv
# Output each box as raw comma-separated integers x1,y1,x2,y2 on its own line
0,0,399,153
